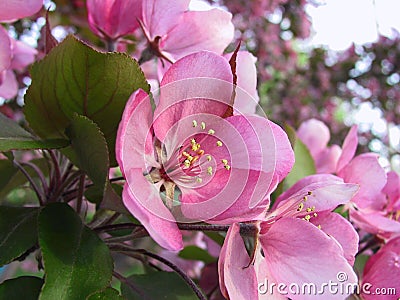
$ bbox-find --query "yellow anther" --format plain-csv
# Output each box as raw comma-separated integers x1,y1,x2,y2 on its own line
317,224,322,230
216,141,223,147
221,159,228,165
196,177,203,183
307,191,312,195
201,122,206,130
207,166,213,175
224,165,231,170
306,207,313,213
206,155,212,161
192,120,197,127
183,151,190,158
313,213,318,217
303,196,308,202
187,155,194,162
192,156,199,164
197,149,205,156
208,129,215,135
192,143,200,151
303,215,311,221
191,138,196,145
297,203,304,212
184,160,191,167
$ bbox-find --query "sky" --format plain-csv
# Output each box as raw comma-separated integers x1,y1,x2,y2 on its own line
307,0,400,50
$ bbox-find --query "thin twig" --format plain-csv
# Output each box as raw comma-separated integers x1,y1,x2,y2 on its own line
112,271,146,298
110,244,207,300
21,161,49,195
76,174,86,214
48,150,61,188
13,160,45,205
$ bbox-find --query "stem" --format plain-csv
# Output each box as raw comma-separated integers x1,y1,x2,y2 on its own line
112,271,146,297
110,176,124,183
106,39,116,52
51,170,84,202
76,174,86,214
48,150,61,188
110,244,207,300
13,160,45,205
21,161,49,195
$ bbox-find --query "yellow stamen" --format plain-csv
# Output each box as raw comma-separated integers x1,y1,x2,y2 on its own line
216,141,223,147
201,122,206,129
192,143,200,151
317,224,322,230
192,120,197,127
224,165,231,170
208,129,215,135
196,177,203,183
303,214,311,221
313,213,318,217
297,203,304,212
184,160,190,167
207,166,213,175
221,159,228,165
206,155,212,161
197,149,205,156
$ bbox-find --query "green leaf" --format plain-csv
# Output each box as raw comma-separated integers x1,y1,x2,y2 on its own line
0,113,68,151
283,125,316,190
0,159,17,193
38,203,113,300
64,114,127,213
178,246,216,264
24,35,150,165
0,206,39,266
0,276,43,300
121,271,198,300
86,288,125,300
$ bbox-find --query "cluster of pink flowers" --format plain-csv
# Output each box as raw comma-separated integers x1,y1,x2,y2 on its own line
0,0,41,99
84,1,400,299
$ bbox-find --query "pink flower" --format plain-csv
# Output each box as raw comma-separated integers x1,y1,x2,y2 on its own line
86,0,142,40
0,30,37,99
0,0,43,22
350,171,400,239
116,51,294,250
140,0,234,63
219,175,359,299
360,237,400,300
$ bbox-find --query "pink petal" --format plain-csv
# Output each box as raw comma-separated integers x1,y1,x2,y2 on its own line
382,171,400,210
336,125,358,173
350,209,400,238
0,0,43,22
10,39,37,71
338,153,387,210
87,0,141,39
273,174,359,215
314,145,341,174
362,237,400,300
123,169,183,251
260,217,358,300
268,121,295,188
153,51,233,142
160,8,234,61
116,89,156,175
0,27,11,73
224,51,259,114
176,115,279,222
311,211,359,265
0,70,18,99
297,119,330,158
142,0,189,40
218,223,258,299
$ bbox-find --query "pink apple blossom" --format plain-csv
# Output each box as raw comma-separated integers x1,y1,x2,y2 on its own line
86,0,142,41
139,0,234,63
360,236,400,300
116,51,294,250
350,171,400,239
218,175,359,299
0,28,37,99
